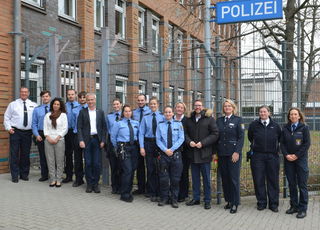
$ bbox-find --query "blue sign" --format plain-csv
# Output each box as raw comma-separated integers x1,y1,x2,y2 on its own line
216,0,283,24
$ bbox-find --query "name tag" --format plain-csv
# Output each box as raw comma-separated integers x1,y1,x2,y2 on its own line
229,123,235,128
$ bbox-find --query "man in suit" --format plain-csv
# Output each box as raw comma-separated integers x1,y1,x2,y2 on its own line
77,93,107,193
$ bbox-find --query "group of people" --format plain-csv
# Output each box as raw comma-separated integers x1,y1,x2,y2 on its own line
3,88,311,219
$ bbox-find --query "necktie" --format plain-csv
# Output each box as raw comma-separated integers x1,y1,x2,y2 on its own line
225,117,229,123
139,108,144,122
45,105,48,114
263,121,267,127
152,113,157,136
71,102,74,110
128,120,134,145
23,101,28,127
292,124,296,132
167,121,172,149
115,113,119,121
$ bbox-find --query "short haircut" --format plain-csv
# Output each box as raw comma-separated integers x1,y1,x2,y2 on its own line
86,93,96,99
175,101,186,111
223,99,238,115
78,91,87,98
287,107,306,124
137,94,147,100
259,105,271,113
149,97,159,104
67,89,76,94
194,99,203,105
113,98,122,103
40,90,51,97
20,87,29,91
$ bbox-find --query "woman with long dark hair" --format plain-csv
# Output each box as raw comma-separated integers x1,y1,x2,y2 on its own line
43,97,68,187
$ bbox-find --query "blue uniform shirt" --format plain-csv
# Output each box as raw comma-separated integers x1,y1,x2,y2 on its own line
139,110,164,148
72,104,88,133
106,111,122,134
32,104,50,137
156,119,185,153
66,101,80,129
111,118,140,147
133,105,151,123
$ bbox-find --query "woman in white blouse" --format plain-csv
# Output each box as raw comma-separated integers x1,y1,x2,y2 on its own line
43,98,68,187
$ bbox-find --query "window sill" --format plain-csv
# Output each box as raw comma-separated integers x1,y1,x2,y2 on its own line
118,39,130,46
94,29,102,36
22,1,46,15
58,16,81,28
139,46,147,53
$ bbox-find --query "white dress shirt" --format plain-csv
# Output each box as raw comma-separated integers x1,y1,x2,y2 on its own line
4,98,37,130
88,108,98,135
261,118,270,126
43,112,68,139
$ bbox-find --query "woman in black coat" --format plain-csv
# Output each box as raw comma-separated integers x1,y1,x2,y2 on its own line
280,107,310,219
216,99,244,214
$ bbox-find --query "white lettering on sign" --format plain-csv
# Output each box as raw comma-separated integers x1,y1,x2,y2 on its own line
221,0,277,19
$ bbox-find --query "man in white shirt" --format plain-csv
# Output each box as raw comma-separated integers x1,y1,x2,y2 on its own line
4,87,37,183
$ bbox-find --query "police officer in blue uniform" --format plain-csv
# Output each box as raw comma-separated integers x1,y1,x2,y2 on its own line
156,106,184,208
32,90,51,182
71,91,87,187
111,105,140,202
139,97,164,202
281,108,310,219
248,105,281,212
64,89,80,183
106,98,122,194
132,94,151,195
216,99,244,214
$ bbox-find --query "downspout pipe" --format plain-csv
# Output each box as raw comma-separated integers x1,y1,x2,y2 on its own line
14,0,21,98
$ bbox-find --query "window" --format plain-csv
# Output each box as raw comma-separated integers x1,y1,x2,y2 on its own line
190,90,195,110
177,88,184,102
152,15,160,54
60,64,79,99
168,86,174,106
177,31,183,63
198,0,202,20
23,0,43,8
94,0,105,29
197,92,202,100
168,24,173,59
115,0,126,39
115,76,128,104
138,8,145,47
195,41,200,69
138,80,146,94
20,57,44,104
243,86,253,100
58,0,76,21
152,83,160,98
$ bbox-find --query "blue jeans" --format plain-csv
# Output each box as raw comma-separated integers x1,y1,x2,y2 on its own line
84,137,101,186
191,162,212,203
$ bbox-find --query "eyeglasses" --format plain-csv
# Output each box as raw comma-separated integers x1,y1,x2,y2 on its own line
194,104,202,107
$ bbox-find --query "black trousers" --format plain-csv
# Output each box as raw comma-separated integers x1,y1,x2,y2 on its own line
284,157,309,212
36,130,48,178
73,134,84,182
250,152,279,208
178,150,191,200
218,155,241,206
106,139,121,193
64,129,75,178
136,149,146,193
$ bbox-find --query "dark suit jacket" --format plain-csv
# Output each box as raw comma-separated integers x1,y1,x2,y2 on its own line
77,108,107,146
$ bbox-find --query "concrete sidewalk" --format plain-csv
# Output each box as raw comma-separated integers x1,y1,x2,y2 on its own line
0,170,319,230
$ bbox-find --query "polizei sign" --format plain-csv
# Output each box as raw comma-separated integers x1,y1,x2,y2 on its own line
216,0,283,24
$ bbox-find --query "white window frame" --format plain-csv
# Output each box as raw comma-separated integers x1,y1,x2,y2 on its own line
168,86,174,106
58,0,77,21
60,64,79,99
177,31,183,63
23,0,43,8
115,75,128,104
152,15,160,54
94,0,105,30
177,88,184,102
195,41,200,69
115,0,126,39
138,7,145,47
138,80,146,94
152,83,160,98
243,85,253,100
168,24,173,59
197,91,202,100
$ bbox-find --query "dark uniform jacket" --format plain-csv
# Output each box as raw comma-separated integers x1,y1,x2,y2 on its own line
185,109,219,164
216,115,245,156
248,117,281,154
280,123,310,159
77,108,107,146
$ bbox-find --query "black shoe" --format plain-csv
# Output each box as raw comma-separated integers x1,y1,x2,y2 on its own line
286,207,299,214
269,207,279,213
204,202,211,210
55,182,61,188
144,193,151,198
39,177,48,182
49,182,56,187
72,180,84,187
158,200,167,206
132,189,144,195
178,198,186,203
12,178,18,183
171,200,179,208
257,206,266,211
120,196,133,203
62,177,72,183
186,199,200,206
230,205,238,214
93,185,101,193
296,211,307,219
86,185,93,193
150,196,158,202
20,176,29,181
224,202,231,209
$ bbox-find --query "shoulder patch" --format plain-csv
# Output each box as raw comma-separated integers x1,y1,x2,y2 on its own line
144,113,151,116
173,120,180,122
108,112,113,114
159,121,165,124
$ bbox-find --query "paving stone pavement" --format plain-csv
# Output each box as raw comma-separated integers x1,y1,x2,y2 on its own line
0,170,319,230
